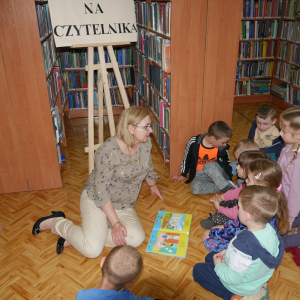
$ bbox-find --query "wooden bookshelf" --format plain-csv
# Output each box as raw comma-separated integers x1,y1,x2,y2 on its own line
236,0,300,109
134,0,242,176
0,0,63,193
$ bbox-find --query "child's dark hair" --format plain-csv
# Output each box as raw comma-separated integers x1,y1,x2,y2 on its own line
208,121,232,140
256,104,277,120
238,150,271,173
280,106,300,174
102,245,143,289
239,185,278,225
247,159,289,235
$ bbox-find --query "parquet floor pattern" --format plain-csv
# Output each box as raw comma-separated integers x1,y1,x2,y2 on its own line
1,103,300,300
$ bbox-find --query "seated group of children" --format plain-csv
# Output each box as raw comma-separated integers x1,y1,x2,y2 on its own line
77,105,300,300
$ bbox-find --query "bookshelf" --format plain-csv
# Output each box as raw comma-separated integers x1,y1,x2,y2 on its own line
134,0,243,176
0,0,64,193
235,0,300,109
58,46,135,120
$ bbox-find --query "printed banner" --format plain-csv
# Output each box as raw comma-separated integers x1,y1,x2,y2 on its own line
48,0,137,47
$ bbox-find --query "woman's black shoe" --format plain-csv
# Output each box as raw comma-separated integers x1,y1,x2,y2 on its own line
32,211,65,235
57,237,66,254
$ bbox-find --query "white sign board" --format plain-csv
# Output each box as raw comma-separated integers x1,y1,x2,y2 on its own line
48,0,137,47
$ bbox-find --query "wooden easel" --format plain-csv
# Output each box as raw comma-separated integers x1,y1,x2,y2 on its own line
71,42,130,173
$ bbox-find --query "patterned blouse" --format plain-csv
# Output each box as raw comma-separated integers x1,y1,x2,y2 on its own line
82,136,158,210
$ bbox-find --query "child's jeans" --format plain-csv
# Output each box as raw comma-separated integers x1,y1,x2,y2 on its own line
193,252,234,300
230,161,244,186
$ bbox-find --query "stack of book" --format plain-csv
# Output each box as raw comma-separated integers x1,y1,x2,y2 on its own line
250,78,271,95
271,83,287,100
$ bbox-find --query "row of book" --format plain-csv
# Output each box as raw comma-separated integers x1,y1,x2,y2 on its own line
237,60,274,78
235,78,271,96
134,70,148,99
278,41,300,65
148,86,170,132
152,118,170,165
240,20,279,40
149,63,171,104
42,34,56,76
242,0,283,18
67,89,125,110
271,83,300,105
36,4,52,40
281,21,300,43
133,91,147,108
133,50,148,77
137,28,171,72
65,69,133,90
135,2,171,37
284,0,300,19
275,61,300,86
47,67,61,108
59,47,133,69
239,40,275,59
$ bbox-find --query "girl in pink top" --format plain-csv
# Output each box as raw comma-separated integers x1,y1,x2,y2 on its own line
200,150,271,229
278,107,300,248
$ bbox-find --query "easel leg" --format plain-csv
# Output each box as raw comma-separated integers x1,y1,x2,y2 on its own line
87,46,94,174
97,68,104,145
98,46,116,137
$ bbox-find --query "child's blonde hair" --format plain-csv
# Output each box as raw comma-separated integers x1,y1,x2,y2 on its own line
247,159,289,235
233,139,259,157
280,106,300,173
239,185,278,225
102,245,143,289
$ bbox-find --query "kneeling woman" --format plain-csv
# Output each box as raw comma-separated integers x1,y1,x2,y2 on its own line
32,107,163,258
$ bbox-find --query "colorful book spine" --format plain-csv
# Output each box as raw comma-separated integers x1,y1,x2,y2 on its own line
242,0,282,18
36,4,52,40
278,41,300,65
239,40,275,58
281,21,300,43
236,60,274,78
240,20,279,40
147,2,171,36
275,61,300,87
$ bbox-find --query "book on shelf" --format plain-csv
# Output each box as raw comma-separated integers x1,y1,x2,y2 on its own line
239,40,275,59
133,90,147,108
250,78,271,94
162,40,171,72
240,20,279,40
135,1,147,27
146,211,192,258
242,0,282,19
271,82,287,100
281,21,300,43
42,34,56,76
284,0,299,19
237,60,274,78
67,89,128,110
235,79,251,96
133,50,148,77
36,3,52,40
275,60,300,86
278,41,300,65
296,0,300,19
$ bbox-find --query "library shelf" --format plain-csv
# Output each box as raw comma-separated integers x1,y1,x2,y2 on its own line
275,58,300,69
64,106,124,119
68,86,133,92
280,39,300,46
234,94,270,104
236,76,273,80
148,107,170,137
241,18,281,21
40,32,52,44
64,66,134,71
270,94,293,109
240,38,278,42
237,58,275,61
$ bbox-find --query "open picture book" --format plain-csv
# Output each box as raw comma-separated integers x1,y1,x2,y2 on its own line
146,211,193,258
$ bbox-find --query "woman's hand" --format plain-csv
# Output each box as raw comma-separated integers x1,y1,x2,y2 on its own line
150,185,165,200
111,222,127,246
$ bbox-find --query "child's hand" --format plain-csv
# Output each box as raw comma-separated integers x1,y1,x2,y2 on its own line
212,225,224,230
218,249,227,264
202,230,210,242
213,253,222,266
210,198,220,210
172,175,185,181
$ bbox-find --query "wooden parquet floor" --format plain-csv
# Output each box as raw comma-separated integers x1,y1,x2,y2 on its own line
1,103,300,300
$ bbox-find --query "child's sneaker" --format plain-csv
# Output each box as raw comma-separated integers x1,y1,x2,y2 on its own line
221,180,238,193
200,217,214,229
230,283,269,300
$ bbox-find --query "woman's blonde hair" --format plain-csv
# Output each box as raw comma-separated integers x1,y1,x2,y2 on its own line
116,106,149,147
247,159,289,235
280,106,300,173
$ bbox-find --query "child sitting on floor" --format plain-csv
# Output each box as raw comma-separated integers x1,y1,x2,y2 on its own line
194,185,285,300
76,245,156,300
230,139,259,186
202,159,289,252
248,104,284,160
172,121,235,194
200,150,270,229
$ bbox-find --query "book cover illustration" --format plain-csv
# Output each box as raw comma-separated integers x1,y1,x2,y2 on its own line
146,211,193,258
